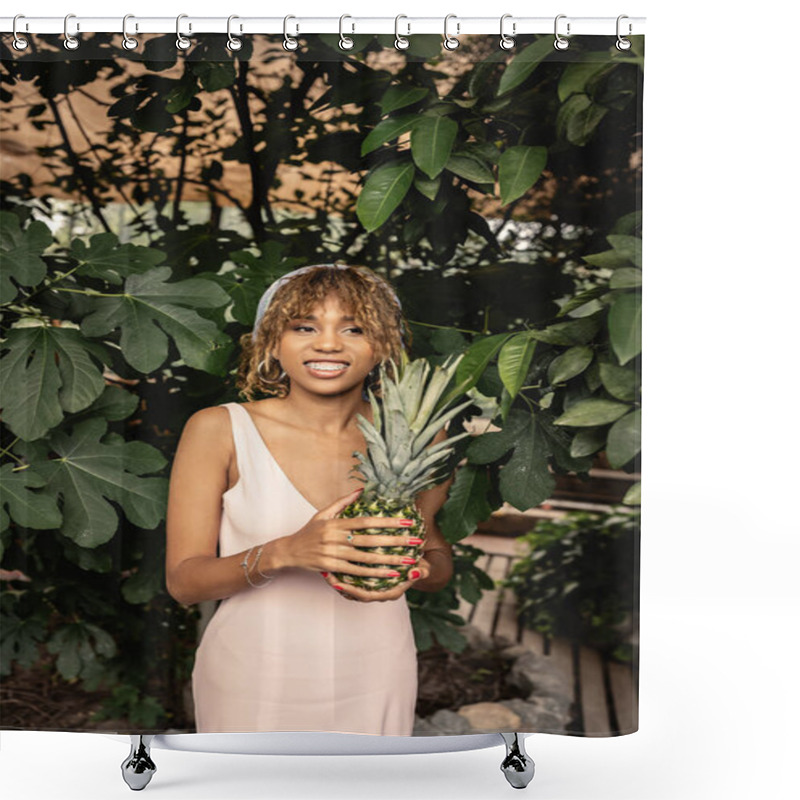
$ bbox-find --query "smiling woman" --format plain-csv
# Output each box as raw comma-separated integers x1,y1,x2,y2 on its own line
165,264,457,735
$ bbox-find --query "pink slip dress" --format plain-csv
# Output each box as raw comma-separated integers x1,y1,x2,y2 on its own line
191,402,419,735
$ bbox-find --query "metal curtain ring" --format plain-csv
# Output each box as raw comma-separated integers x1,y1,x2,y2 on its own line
394,15,410,51
176,13,191,51
63,13,79,51
554,14,570,51
122,15,138,51
499,14,515,50
443,14,459,50
339,15,354,50
12,14,29,51
616,15,632,51
227,15,242,51
283,16,299,51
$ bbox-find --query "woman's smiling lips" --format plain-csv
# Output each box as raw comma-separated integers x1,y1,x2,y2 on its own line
304,360,350,378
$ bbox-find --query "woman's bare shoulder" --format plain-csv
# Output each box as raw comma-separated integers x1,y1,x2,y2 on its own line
179,405,235,454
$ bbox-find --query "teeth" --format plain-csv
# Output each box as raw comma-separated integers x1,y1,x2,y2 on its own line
307,362,348,372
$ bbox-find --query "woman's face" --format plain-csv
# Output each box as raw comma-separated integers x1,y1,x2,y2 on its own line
271,292,379,397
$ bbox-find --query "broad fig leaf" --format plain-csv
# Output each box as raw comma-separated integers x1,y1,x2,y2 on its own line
466,408,530,465
0,211,53,304
24,417,168,548
80,266,230,373
71,384,140,423
0,326,109,441
70,232,166,284
212,242,305,326
0,463,62,532
499,414,555,510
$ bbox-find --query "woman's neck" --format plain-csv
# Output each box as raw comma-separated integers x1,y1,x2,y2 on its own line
274,387,372,435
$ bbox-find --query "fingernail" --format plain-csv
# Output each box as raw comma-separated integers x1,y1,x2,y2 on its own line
408,538,423,545
334,584,345,590
399,520,414,527
386,570,401,576
410,570,421,580
320,572,329,578
401,557,417,564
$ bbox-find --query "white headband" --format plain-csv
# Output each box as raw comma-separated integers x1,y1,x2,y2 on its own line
250,264,403,343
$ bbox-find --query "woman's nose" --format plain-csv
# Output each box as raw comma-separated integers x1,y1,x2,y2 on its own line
315,328,344,349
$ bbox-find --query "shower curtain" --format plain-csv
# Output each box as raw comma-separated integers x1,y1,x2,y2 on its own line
0,28,642,738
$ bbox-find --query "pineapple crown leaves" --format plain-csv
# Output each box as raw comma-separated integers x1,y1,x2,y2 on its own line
352,354,473,501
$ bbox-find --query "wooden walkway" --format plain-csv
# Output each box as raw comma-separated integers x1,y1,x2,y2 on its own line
459,532,638,736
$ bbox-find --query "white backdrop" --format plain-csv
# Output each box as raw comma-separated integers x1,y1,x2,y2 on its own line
3,2,798,798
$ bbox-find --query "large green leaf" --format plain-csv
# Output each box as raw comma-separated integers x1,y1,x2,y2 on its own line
466,408,530,465
0,326,108,440
530,315,601,346
557,94,609,146
0,212,53,304
70,232,166,284
446,153,495,185
606,409,641,468
569,427,607,458
599,361,639,401
0,464,62,531
609,267,642,289
437,332,515,414
498,36,554,96
547,346,594,385
498,334,537,400
23,417,168,548
356,161,415,232
498,146,547,205
499,415,555,511
80,266,230,373
608,291,642,365
380,86,429,114
361,115,420,155
215,243,305,325
607,235,642,268
410,116,459,180
437,464,494,542
554,398,630,427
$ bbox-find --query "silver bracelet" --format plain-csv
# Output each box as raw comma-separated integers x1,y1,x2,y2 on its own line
241,544,274,589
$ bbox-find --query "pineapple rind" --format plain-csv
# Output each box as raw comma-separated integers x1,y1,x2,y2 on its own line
332,497,427,591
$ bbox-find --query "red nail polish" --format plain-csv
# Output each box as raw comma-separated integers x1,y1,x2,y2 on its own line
399,520,414,527
320,572,329,578
334,584,345,591
386,570,401,576
401,557,417,565
408,538,423,545
410,570,421,580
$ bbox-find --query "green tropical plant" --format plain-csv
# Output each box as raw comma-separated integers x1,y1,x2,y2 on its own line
503,509,640,661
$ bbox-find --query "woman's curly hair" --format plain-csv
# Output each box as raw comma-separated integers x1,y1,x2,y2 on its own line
236,265,412,401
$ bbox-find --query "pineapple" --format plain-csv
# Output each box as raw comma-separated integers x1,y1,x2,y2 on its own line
332,353,473,591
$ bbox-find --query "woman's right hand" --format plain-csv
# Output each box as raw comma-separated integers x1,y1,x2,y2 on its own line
276,488,419,579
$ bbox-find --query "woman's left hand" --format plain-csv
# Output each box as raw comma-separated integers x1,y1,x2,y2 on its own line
323,556,431,603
